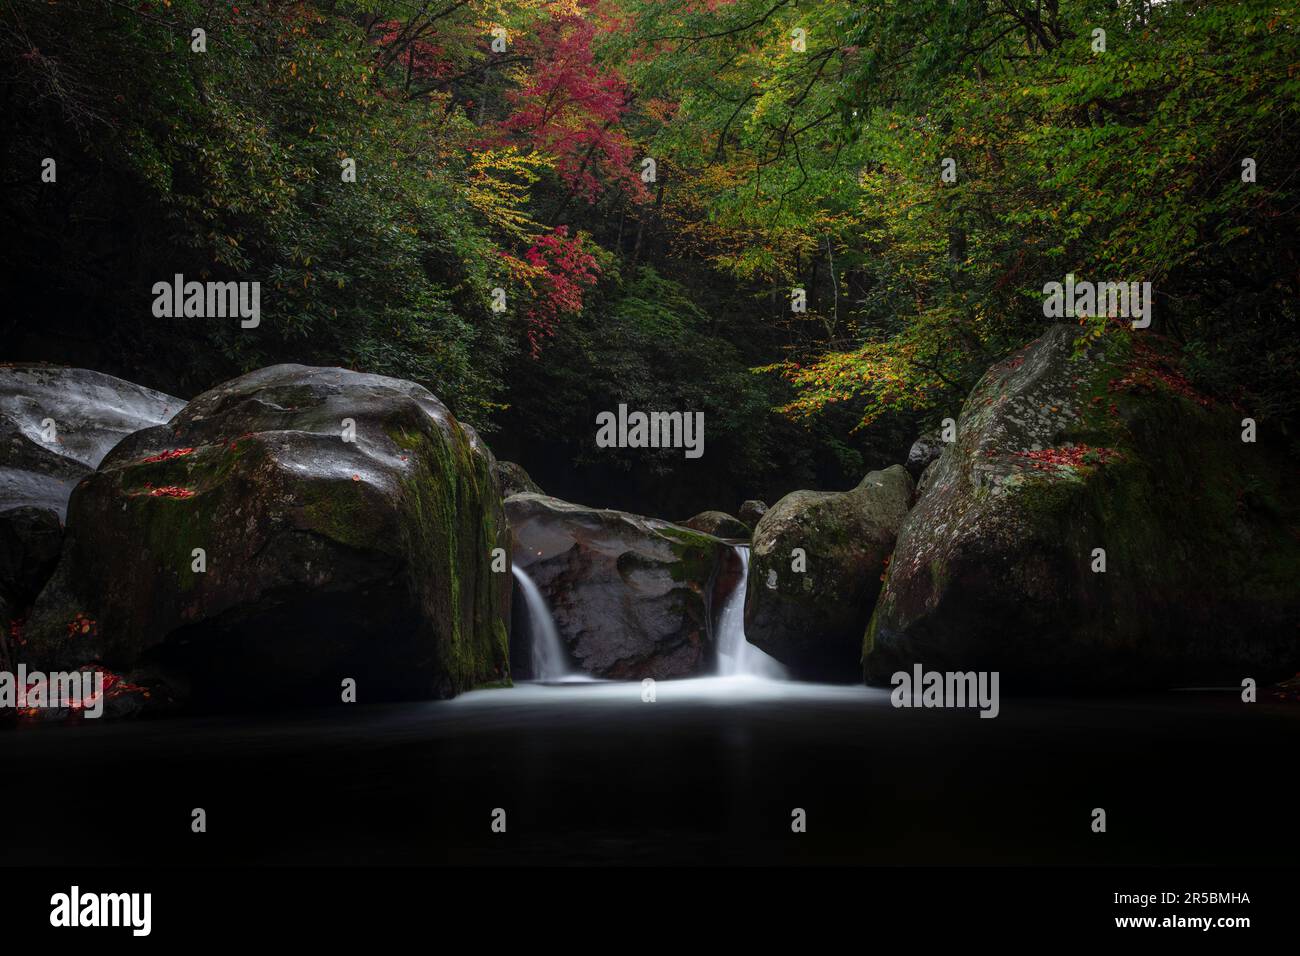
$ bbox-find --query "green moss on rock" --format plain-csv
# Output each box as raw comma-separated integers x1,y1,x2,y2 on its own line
864,324,1300,689
24,365,512,709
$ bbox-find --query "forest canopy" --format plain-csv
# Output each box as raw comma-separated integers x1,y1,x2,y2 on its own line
2,0,1296,514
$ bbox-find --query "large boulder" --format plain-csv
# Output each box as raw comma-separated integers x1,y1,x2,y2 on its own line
864,324,1300,690
25,365,511,708
507,493,731,679
0,365,182,518
680,510,750,539
744,465,913,681
494,459,542,497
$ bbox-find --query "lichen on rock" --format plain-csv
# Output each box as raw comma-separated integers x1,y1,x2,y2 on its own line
864,324,1300,690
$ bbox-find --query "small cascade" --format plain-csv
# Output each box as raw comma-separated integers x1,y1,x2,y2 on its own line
512,566,571,681
715,545,787,679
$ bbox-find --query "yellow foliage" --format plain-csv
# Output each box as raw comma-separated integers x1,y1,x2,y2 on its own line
463,146,553,240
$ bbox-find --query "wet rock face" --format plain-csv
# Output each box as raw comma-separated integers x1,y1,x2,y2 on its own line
905,433,944,481
494,460,542,497
680,510,750,540
744,465,914,682
25,365,511,709
0,365,183,518
0,366,183,649
865,323,1300,690
507,493,730,679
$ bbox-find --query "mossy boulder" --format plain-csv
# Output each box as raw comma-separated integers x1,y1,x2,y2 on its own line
864,323,1300,690
744,465,914,680
494,460,542,497
680,510,750,539
506,493,730,679
25,365,511,709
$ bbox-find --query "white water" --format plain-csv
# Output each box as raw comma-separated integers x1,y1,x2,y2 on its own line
453,678,880,707
512,566,573,681
715,546,788,679
510,546,783,686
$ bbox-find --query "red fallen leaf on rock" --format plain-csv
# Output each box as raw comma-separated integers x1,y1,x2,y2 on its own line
143,484,195,499
73,668,149,711
18,668,153,717
66,612,97,638
1110,346,1213,407
1013,444,1120,471
139,447,194,463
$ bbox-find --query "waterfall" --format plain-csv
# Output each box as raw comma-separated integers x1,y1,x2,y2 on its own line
512,565,572,681
716,545,787,679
